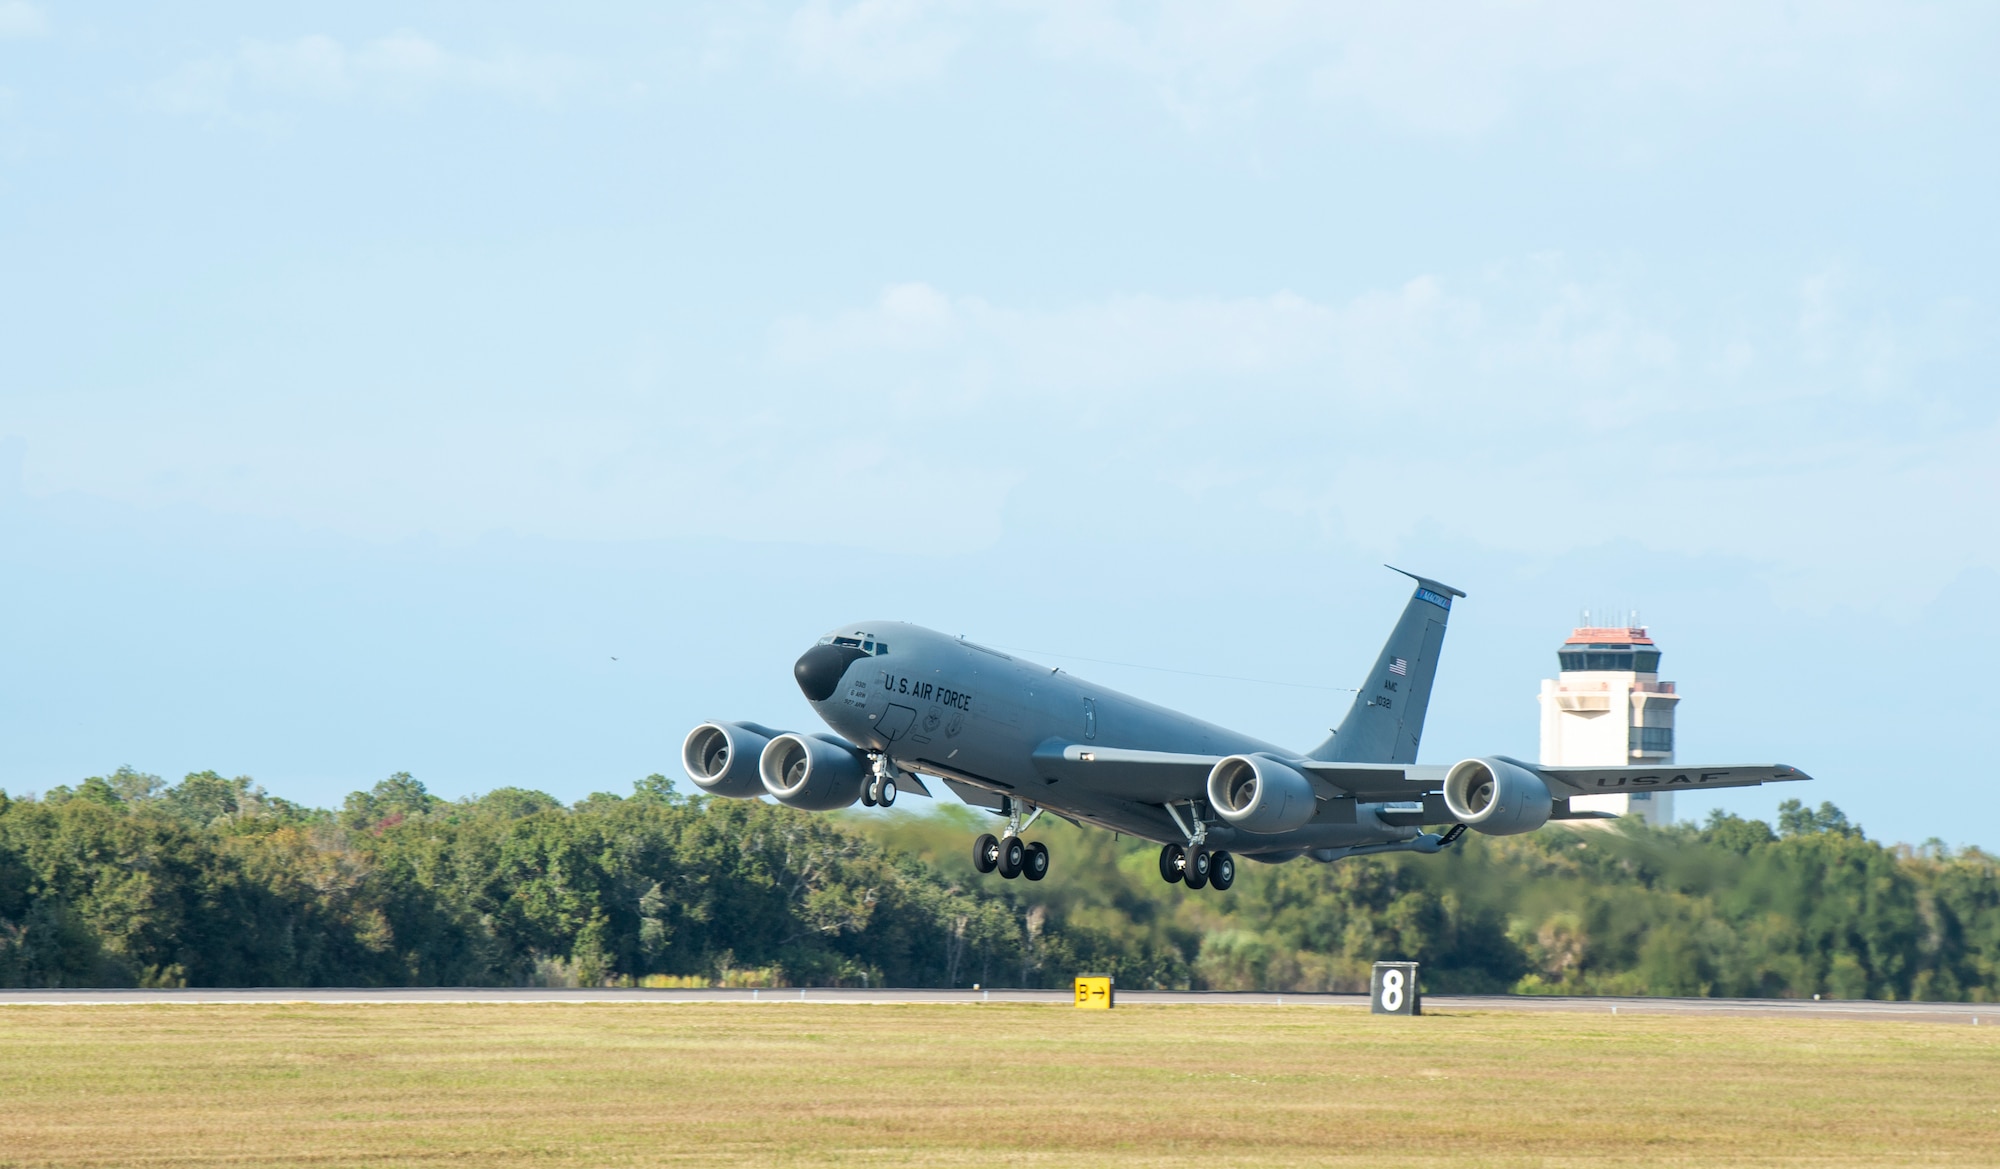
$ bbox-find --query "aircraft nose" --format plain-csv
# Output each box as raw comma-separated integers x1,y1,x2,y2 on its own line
794,643,869,702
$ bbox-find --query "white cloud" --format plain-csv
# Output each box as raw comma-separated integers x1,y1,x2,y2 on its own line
795,0,1971,132
0,1,45,39
754,1,1977,122
786,0,965,87
764,266,1995,609
152,31,584,116
9,265,1985,612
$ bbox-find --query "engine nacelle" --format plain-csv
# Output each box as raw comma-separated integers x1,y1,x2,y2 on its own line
682,721,780,798
1206,754,1318,835
759,733,869,811
1443,757,1553,836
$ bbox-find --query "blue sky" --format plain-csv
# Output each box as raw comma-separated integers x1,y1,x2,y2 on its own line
2,2,1995,846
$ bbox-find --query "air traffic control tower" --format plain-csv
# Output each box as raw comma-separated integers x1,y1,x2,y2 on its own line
1537,621,1680,826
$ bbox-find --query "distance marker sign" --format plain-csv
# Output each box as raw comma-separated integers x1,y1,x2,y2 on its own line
1370,962,1421,1015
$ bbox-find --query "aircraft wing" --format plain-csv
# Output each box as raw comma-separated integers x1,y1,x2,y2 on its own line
1295,762,1447,801
1298,759,1814,801
1525,762,1812,799
1030,741,1810,808
1031,743,1447,803
1031,742,1218,801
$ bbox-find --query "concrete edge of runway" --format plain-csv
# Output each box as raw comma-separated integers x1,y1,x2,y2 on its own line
0,987,1991,1023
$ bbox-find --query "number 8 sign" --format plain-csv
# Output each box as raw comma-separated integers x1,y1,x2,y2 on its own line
1370,962,1421,1015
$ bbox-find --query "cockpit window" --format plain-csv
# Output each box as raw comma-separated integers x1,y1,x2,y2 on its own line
828,635,890,656
874,643,888,655
834,636,864,649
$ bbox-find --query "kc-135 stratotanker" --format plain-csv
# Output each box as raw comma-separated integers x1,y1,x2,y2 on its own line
682,569,1811,891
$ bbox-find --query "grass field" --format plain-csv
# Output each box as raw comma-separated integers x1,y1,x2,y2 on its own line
1,1003,1995,1167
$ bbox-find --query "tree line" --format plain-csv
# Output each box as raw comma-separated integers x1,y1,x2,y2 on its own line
1,768,1994,999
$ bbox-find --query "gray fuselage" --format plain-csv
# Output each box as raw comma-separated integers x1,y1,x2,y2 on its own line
804,621,1416,855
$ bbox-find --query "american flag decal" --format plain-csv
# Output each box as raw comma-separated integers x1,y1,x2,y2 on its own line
1389,658,1408,675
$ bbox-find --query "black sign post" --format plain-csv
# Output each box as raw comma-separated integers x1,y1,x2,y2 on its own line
1370,962,1421,1015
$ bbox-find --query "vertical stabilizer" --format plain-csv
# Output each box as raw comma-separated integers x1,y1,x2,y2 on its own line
1309,568,1464,764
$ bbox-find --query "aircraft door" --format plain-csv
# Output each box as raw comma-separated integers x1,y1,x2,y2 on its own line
878,704,917,741
1083,698,1097,740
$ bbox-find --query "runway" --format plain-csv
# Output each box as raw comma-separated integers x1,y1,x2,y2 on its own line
0,987,1988,1023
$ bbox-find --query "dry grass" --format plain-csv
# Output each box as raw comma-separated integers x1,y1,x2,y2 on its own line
0,1003,1995,1167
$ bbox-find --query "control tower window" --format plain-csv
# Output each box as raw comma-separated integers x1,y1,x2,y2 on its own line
1631,727,1674,753
1560,648,1662,672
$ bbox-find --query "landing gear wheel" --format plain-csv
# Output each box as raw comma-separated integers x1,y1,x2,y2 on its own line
1022,841,1049,881
973,833,999,874
997,836,1026,879
1209,851,1235,891
877,779,897,808
1159,843,1186,884
1183,847,1211,890
860,784,877,807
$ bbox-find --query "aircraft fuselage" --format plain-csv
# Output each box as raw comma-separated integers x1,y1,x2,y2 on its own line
798,621,1414,854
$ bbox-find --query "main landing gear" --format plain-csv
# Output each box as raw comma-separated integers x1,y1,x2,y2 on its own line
972,804,1049,882
974,834,1049,880
1158,800,1234,892
1159,842,1234,891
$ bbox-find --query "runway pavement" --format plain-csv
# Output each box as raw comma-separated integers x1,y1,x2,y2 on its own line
0,986,1989,1023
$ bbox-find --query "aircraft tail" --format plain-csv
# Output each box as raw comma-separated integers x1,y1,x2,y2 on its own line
1308,568,1464,765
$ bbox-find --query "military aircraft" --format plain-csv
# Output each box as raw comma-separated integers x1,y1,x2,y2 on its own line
681,569,1810,891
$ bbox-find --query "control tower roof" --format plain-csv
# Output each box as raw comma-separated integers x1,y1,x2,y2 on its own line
1564,626,1655,646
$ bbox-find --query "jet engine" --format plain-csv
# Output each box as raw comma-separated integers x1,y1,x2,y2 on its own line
759,733,869,811
681,721,781,799
1206,754,1318,835
1442,757,1552,836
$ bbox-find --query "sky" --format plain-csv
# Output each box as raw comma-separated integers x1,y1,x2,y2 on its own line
1,2,1996,846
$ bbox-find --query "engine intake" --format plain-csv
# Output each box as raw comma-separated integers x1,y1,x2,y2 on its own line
1442,757,1552,836
681,721,778,799
759,733,869,811
1206,754,1318,835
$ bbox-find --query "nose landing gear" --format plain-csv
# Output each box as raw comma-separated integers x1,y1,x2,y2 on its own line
862,756,906,807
